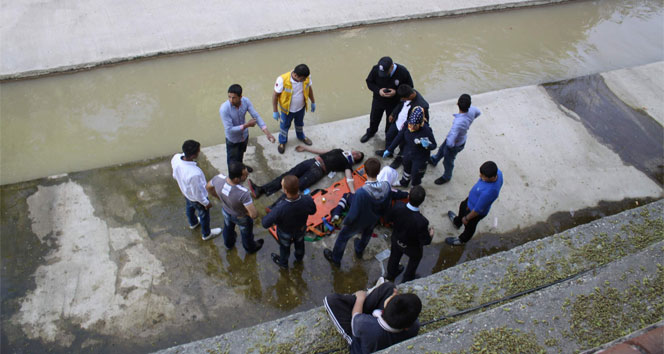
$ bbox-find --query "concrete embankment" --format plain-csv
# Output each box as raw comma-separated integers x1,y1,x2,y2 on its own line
0,0,573,80
157,199,663,353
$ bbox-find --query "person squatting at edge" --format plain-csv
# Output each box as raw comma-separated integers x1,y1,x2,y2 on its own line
361,56,414,144
272,64,316,154
247,145,364,199
324,281,421,354
220,84,276,173
206,161,264,253
383,106,437,187
384,185,433,283
261,175,317,270
171,140,222,241
429,93,482,185
446,161,503,246
323,158,403,267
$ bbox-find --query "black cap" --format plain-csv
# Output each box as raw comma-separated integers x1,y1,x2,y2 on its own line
377,56,393,78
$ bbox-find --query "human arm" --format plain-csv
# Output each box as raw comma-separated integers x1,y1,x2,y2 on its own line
295,145,329,154
420,219,433,245
244,202,258,219
421,128,437,151
272,91,280,119
351,290,367,317
205,180,220,201
365,67,381,94
308,86,316,112
386,128,405,153
261,207,278,229
344,169,355,193
220,104,247,136
462,210,479,225
193,174,211,208
343,190,364,225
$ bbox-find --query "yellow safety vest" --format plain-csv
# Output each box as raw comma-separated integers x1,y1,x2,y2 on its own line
278,71,311,114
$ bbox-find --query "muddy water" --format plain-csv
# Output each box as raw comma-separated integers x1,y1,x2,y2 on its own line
1,0,663,185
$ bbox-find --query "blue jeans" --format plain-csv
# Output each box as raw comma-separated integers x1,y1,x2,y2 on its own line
279,108,306,144
331,224,374,264
222,209,258,251
431,141,465,181
226,138,248,168
277,229,305,266
185,198,211,236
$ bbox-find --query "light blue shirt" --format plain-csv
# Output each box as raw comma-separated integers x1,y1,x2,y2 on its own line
445,106,482,148
219,97,266,143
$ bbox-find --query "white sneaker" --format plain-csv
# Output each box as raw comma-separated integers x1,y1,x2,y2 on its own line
189,217,201,229
202,228,221,241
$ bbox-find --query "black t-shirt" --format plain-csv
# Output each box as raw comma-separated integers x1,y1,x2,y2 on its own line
320,149,353,172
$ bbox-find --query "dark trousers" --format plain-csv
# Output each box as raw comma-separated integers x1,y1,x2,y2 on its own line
453,198,486,243
260,159,324,196
384,123,405,154
226,138,248,168
277,229,305,266
185,198,211,236
324,282,397,344
386,243,422,282
367,99,399,136
221,209,260,251
331,223,374,263
402,158,427,186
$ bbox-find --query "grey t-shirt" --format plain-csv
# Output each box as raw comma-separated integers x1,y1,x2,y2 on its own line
210,174,253,217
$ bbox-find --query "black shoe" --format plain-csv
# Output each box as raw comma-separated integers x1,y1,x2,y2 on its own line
390,156,403,169
428,156,436,166
445,237,464,246
248,239,264,254
375,149,385,157
434,176,450,185
323,249,340,267
271,253,288,269
399,178,410,187
448,211,461,229
248,179,263,199
360,133,373,143
245,165,254,173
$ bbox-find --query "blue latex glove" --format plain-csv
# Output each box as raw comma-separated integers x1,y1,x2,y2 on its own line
272,112,279,121
421,138,430,148
382,150,390,158
311,102,316,112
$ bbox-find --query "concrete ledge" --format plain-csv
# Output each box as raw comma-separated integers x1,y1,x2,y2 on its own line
156,199,663,353
1,0,573,80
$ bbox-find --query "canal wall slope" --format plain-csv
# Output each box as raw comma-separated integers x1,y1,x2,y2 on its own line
0,0,574,80
156,200,664,353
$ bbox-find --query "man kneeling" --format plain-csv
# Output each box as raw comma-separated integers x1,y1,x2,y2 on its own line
324,281,421,353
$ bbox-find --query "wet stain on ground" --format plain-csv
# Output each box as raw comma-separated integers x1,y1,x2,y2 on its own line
543,74,664,185
1,151,658,353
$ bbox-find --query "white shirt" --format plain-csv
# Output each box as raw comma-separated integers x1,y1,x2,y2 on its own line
395,100,412,131
275,74,311,112
171,153,209,206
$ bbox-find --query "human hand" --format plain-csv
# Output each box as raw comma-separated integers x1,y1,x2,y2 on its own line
245,118,257,128
295,145,306,152
379,88,389,97
267,133,276,143
382,150,390,158
354,290,367,299
388,115,394,123
272,112,279,121
384,89,396,98
205,202,213,210
311,102,316,112
429,226,434,237
421,138,430,148
462,216,469,225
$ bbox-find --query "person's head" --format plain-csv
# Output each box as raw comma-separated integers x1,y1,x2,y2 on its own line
364,158,381,178
407,106,425,132
292,64,310,82
479,161,498,181
228,161,248,182
382,293,422,330
397,84,415,99
281,175,299,196
408,185,426,207
377,56,394,78
182,140,201,159
351,150,364,164
457,94,471,113
228,84,243,107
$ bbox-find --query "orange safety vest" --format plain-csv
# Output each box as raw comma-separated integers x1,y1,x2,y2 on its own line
277,71,311,114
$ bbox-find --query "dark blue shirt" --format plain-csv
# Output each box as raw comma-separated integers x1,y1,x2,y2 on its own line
468,169,503,216
261,195,316,235
388,125,437,161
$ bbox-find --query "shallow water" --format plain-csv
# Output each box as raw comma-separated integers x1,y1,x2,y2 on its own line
1,0,662,185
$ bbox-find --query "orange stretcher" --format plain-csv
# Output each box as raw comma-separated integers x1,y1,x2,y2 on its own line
269,165,368,242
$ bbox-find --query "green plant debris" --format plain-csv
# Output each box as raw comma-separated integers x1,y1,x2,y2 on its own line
467,327,545,354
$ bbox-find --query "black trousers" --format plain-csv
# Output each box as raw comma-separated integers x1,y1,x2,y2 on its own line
367,99,399,136
260,159,324,196
324,282,397,344
453,198,486,243
386,243,422,282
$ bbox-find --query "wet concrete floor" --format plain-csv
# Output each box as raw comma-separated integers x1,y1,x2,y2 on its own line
1,0,663,185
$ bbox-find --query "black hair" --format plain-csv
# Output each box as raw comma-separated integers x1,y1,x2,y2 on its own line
480,161,498,178
364,158,381,178
397,84,415,98
228,161,246,180
228,84,243,96
408,185,426,207
382,293,422,329
293,64,310,78
182,140,200,158
458,94,471,112
355,151,365,164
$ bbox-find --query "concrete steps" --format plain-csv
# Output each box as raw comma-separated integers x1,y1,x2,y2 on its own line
157,199,663,353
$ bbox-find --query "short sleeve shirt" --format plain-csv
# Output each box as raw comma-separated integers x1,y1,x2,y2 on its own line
210,174,253,217
275,74,312,113
320,149,353,172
